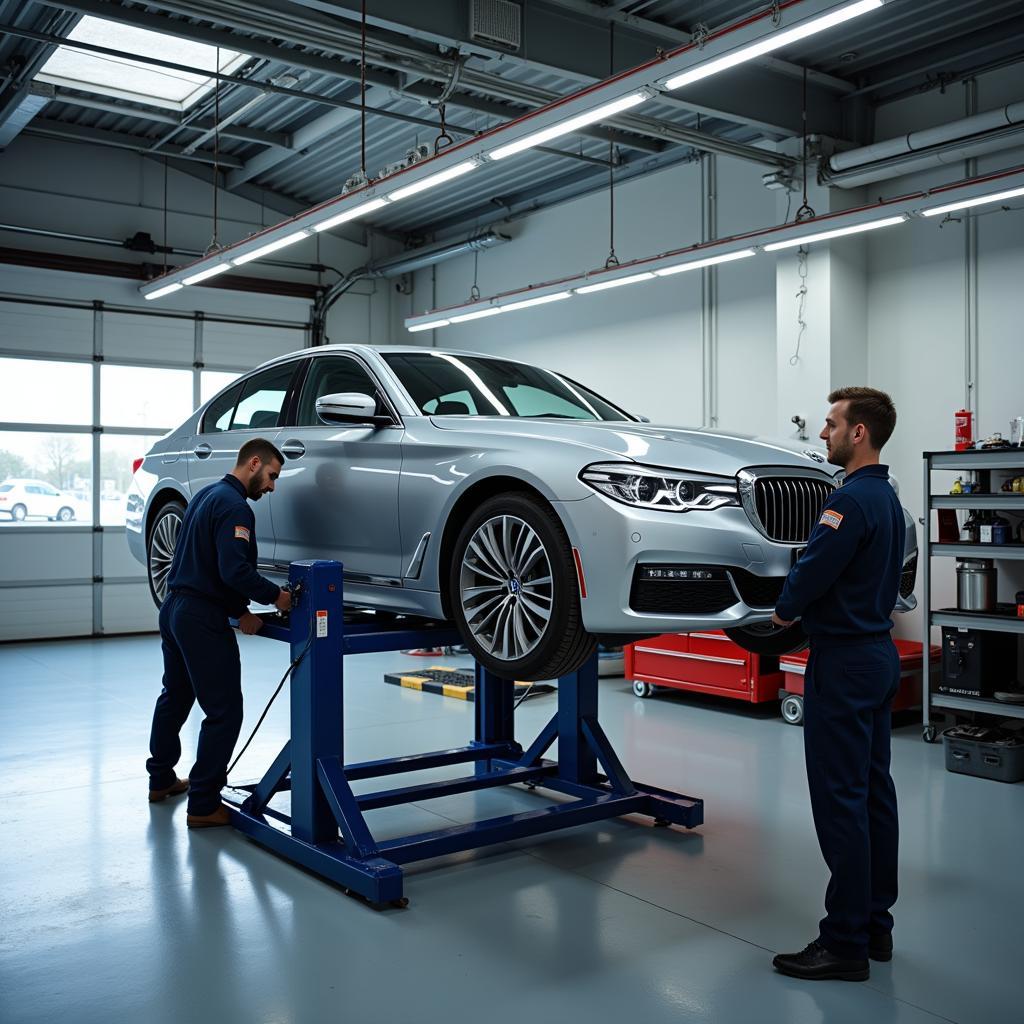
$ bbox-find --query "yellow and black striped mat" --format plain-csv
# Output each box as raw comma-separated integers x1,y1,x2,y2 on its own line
383,666,552,702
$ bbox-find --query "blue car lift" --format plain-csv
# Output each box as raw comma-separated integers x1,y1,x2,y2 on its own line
225,560,703,906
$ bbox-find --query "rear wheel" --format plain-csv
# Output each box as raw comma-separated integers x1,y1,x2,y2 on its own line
726,620,808,657
449,492,595,681
11,504,26,522
148,500,185,607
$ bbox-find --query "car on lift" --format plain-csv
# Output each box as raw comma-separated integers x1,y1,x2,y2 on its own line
0,478,82,522
125,345,918,681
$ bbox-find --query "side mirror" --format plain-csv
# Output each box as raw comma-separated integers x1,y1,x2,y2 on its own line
315,392,391,427
636,414,651,423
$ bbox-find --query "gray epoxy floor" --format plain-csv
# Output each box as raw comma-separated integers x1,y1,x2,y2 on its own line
1,635,1021,1024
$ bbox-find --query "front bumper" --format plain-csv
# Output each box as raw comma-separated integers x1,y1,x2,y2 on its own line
554,492,799,635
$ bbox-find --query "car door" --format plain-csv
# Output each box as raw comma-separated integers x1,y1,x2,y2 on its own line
186,360,301,562
272,353,404,583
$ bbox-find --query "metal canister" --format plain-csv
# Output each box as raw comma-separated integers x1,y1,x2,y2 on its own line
956,559,997,612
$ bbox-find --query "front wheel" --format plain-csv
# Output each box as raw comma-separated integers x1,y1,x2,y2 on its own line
725,620,808,657
57,506,74,522
147,500,185,607
448,492,596,681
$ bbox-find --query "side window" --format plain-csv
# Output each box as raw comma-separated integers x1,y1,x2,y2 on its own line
296,356,384,426
204,382,244,434
231,363,296,431
41,483,60,496
422,390,478,415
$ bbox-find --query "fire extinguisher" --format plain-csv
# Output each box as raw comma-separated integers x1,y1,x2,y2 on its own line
955,409,973,451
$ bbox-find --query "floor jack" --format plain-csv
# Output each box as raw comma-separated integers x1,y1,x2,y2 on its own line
224,560,703,907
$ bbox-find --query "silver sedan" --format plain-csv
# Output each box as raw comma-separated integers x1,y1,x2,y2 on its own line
127,345,917,680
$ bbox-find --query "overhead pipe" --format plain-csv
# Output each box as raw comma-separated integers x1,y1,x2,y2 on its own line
823,99,1024,188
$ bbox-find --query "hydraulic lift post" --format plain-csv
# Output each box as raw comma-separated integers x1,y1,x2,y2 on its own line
226,559,703,905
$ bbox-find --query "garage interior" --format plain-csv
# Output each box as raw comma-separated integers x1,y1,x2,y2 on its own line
1,1,1023,1022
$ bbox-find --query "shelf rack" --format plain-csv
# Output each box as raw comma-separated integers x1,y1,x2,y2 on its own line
922,449,1024,740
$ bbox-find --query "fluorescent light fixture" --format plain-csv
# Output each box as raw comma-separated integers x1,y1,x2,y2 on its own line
576,271,656,294
489,91,650,160
763,215,906,252
664,0,883,91
182,262,231,285
408,318,451,332
654,248,757,276
387,161,477,202
144,281,185,300
921,184,1024,218
313,196,390,232
498,290,573,312
449,307,503,323
231,230,309,266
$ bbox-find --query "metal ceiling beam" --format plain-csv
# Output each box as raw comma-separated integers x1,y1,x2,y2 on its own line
24,119,245,167
286,0,846,138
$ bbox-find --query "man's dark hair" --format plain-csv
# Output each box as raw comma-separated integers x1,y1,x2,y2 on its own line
236,437,285,467
828,386,897,450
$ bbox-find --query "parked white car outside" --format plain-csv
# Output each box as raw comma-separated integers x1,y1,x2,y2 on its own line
0,478,82,522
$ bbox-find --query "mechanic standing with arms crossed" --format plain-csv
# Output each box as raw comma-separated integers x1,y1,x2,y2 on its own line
146,438,292,828
770,388,905,982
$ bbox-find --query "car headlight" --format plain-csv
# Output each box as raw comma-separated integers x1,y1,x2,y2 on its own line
579,463,740,512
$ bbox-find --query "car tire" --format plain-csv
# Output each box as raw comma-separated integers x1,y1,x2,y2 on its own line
725,620,808,657
449,492,596,682
147,500,186,607
11,504,27,521
57,507,74,522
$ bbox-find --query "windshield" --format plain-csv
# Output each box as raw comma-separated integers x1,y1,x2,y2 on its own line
383,352,632,421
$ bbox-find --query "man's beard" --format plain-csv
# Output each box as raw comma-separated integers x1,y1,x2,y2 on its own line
827,437,853,468
247,470,268,500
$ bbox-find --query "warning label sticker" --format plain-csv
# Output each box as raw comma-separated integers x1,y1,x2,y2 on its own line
316,610,328,638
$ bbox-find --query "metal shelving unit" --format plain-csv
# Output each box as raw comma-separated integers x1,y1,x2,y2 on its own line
922,449,1024,741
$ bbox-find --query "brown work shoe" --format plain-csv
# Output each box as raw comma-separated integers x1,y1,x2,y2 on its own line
186,804,232,829
149,777,189,803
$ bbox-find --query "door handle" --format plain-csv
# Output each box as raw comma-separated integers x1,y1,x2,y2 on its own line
281,440,306,460
193,442,212,459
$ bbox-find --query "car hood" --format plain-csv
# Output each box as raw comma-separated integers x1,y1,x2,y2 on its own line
429,417,839,477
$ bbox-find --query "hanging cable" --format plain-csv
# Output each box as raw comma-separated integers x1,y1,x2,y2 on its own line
360,0,367,175
207,46,221,253
795,66,815,223
791,245,808,365
605,25,619,269
162,156,169,274
470,247,481,301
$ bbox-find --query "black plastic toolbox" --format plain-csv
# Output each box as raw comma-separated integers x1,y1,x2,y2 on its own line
943,726,1024,784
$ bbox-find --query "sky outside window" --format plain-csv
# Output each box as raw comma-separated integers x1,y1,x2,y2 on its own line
36,16,250,112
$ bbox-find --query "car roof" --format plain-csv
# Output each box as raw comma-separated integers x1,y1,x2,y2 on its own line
255,343,535,372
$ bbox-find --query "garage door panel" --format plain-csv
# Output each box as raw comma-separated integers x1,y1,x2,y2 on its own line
0,301,92,357
202,321,307,368
104,312,193,366
0,586,93,640
102,582,157,633
0,533,92,582
102,532,146,579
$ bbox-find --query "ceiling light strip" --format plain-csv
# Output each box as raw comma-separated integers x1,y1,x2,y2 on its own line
140,0,882,299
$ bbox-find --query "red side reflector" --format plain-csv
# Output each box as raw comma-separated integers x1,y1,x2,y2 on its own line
132,457,144,475
572,547,588,600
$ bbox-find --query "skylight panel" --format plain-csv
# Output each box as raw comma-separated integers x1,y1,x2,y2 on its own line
36,15,250,112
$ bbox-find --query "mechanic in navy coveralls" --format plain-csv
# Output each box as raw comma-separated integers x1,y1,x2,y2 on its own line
146,438,291,829
770,387,905,983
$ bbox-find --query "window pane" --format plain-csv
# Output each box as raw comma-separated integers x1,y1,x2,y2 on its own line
101,365,193,429
0,358,92,425
231,364,295,430
0,431,92,526
201,370,241,405
100,434,160,527
296,357,380,425
203,383,243,434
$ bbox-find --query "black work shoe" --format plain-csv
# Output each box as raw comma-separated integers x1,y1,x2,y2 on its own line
772,940,870,981
869,932,893,962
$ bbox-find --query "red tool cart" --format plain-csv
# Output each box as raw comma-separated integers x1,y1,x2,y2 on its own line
625,632,941,726
778,639,941,726
625,631,785,706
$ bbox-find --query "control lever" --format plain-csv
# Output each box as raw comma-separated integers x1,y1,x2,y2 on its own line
274,580,304,618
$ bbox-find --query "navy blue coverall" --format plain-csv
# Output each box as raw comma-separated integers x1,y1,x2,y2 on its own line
146,475,280,815
775,463,905,960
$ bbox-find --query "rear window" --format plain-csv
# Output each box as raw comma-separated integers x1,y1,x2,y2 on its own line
0,484,13,492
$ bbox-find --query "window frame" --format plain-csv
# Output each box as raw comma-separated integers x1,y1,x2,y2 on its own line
289,354,403,428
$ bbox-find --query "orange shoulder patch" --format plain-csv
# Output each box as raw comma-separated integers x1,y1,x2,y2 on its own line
819,509,844,530
234,525,251,541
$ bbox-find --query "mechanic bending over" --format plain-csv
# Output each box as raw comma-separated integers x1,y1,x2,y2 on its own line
146,438,292,829
770,387,905,982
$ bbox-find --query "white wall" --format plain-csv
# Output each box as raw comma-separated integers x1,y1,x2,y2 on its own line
405,153,779,434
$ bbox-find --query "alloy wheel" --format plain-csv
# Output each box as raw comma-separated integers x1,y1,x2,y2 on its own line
149,508,182,604
459,514,554,662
